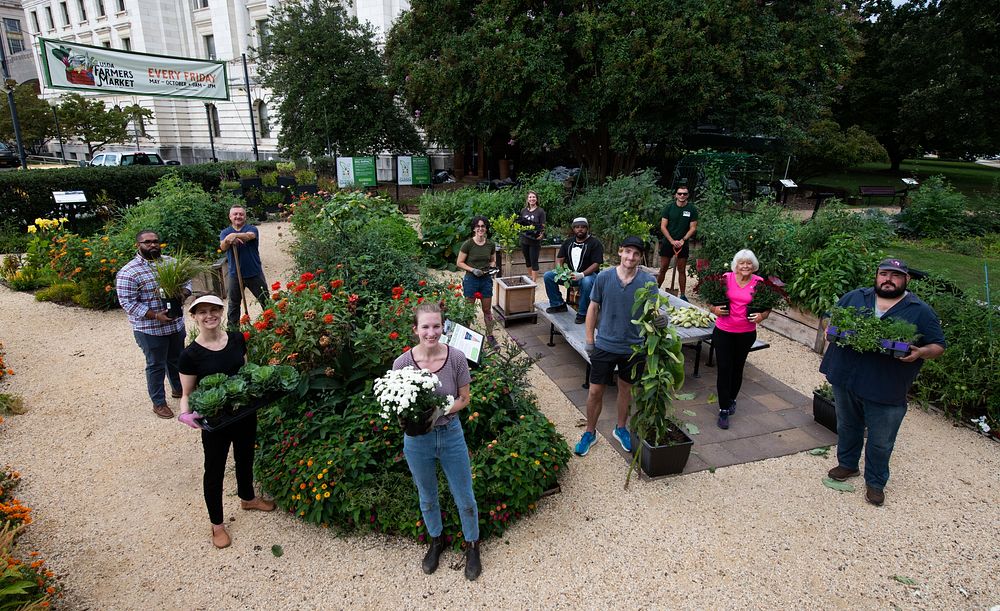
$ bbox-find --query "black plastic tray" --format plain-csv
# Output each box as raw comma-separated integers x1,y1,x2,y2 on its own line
195,391,286,432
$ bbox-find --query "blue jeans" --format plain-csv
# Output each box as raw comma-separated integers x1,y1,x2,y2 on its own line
403,417,480,542
543,270,596,317
832,384,908,490
133,329,184,406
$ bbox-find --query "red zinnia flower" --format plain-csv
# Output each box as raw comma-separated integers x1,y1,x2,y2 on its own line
243,331,251,341
389,332,399,340
240,314,250,325
300,272,315,282
286,281,296,289
418,280,427,287
271,292,280,300
323,314,334,323
330,279,343,289
253,321,268,331
402,345,410,352
321,292,332,301
271,281,281,290
474,291,483,299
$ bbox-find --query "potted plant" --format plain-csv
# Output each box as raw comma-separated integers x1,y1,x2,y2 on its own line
153,252,208,318
489,213,531,277
746,277,789,317
828,307,919,355
238,167,261,191
626,284,694,486
295,169,318,195
813,382,837,433
220,179,241,195
694,273,729,313
878,318,920,357
261,170,279,192
276,161,297,189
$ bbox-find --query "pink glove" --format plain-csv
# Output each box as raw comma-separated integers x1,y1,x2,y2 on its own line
178,412,202,429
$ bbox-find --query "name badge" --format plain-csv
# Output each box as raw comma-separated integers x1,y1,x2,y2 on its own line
682,210,691,217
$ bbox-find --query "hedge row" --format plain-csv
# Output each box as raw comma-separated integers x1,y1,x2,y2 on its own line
0,161,278,231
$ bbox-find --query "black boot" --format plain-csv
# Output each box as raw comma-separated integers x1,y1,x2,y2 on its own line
464,540,482,581
422,536,445,574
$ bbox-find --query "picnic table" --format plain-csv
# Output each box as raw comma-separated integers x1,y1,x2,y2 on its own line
535,290,712,388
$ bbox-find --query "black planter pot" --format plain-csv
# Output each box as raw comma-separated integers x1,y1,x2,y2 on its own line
632,427,694,477
163,296,184,319
239,177,262,191
812,391,837,433
711,300,730,315
277,176,297,189
296,184,318,196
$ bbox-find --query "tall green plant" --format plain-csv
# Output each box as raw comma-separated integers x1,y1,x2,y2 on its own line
787,234,883,316
626,284,686,489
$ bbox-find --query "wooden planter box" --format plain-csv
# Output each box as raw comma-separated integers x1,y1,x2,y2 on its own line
495,275,537,315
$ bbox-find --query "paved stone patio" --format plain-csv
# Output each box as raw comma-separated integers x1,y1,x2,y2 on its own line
504,315,837,474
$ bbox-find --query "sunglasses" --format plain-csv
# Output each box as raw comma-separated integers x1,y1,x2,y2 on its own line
676,192,689,197
474,224,487,228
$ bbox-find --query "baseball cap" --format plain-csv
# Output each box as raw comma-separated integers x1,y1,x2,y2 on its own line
620,236,645,251
571,217,589,227
188,294,225,313
877,258,909,274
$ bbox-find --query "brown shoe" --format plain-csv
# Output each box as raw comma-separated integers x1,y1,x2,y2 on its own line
171,389,183,399
241,497,276,512
827,465,860,481
153,404,174,419
212,525,231,549
865,485,885,506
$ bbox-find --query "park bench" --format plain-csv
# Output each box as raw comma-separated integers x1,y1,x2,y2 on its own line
535,290,711,389
859,185,903,206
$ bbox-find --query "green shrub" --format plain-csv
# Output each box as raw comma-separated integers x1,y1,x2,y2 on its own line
787,234,883,316
34,282,80,303
74,277,119,310
896,176,969,238
569,168,665,251
695,200,801,282
798,201,895,253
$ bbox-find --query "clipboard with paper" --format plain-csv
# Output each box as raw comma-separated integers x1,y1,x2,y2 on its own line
442,320,484,365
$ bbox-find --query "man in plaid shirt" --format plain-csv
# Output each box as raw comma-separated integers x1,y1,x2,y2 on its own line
115,230,192,419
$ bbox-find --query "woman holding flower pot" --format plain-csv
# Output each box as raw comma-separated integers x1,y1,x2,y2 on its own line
176,294,275,549
516,190,546,284
391,302,482,581
708,249,769,430
456,215,498,347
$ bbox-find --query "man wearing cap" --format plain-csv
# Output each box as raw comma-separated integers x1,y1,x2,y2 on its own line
576,236,667,457
656,186,698,300
115,229,192,419
220,205,268,330
543,217,605,324
819,258,945,506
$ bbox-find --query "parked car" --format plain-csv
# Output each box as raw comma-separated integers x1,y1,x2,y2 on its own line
89,151,176,166
0,142,19,168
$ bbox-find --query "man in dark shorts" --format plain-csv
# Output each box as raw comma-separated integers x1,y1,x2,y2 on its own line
656,186,698,300
577,236,667,456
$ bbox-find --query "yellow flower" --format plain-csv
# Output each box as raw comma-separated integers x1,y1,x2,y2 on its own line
510,452,519,458
323,491,330,498
27,226,36,233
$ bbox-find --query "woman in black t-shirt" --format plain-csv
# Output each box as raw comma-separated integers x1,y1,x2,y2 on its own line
177,294,275,549
516,190,546,284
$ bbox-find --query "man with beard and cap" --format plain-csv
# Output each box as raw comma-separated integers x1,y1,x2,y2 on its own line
819,258,945,507
542,217,604,324
115,230,192,420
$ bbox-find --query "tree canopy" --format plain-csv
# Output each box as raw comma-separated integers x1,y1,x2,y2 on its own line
254,0,423,158
836,0,1000,169
57,93,154,157
386,0,860,179
0,85,55,155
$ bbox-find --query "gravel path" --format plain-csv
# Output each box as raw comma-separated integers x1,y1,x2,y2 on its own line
1,221,997,609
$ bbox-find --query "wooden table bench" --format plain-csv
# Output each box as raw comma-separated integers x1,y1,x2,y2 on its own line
704,337,770,366
535,290,713,388
859,185,903,206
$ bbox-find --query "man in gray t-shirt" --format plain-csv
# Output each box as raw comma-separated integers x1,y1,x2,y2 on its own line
576,236,665,457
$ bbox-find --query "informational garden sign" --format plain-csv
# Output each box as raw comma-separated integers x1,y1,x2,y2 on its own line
397,155,431,186
336,157,377,188
39,38,228,100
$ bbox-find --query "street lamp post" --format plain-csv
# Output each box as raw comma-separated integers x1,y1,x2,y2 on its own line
205,103,217,162
47,98,67,165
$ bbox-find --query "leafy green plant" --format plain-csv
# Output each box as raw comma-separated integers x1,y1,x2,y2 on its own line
489,213,531,252
788,234,883,316
220,180,240,191
262,171,279,187
295,169,317,184
34,282,80,303
152,252,208,298
896,176,969,238
238,167,259,179
694,273,728,305
626,283,687,488
814,383,833,400
828,306,919,353
276,161,297,176
552,264,574,288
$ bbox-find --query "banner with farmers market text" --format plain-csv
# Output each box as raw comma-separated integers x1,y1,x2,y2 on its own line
40,38,229,100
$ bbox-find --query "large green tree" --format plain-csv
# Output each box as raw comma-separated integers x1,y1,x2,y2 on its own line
386,0,860,180
836,0,1000,169
57,93,154,157
254,0,422,157
0,85,55,155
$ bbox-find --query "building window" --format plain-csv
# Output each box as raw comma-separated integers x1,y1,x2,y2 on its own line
121,37,131,51
44,7,54,29
207,104,221,137
117,0,125,12
77,0,88,22
30,12,40,33
255,100,270,137
204,34,215,60
102,40,111,48
4,18,21,34
7,38,24,54
97,0,106,17
60,2,70,25
256,19,268,45
195,0,209,8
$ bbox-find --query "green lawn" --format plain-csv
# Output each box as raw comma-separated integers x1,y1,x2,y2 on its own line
810,159,1000,198
888,240,1000,301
